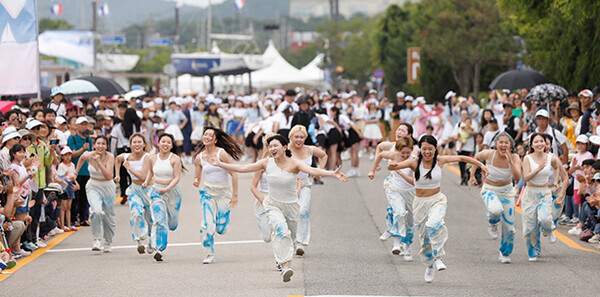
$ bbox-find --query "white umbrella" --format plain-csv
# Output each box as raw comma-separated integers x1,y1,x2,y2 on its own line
59,80,99,95
124,89,146,101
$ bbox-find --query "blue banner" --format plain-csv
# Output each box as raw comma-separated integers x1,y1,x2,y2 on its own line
172,57,222,74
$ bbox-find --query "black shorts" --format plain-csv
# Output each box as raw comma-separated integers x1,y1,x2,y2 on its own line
326,129,342,147
245,132,264,149
344,128,362,147
316,134,327,148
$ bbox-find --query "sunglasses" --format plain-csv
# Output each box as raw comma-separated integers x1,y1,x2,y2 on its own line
22,137,31,141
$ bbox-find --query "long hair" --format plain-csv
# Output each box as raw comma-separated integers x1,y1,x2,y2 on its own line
195,127,243,160
129,133,150,152
266,134,292,157
480,109,494,129
415,135,438,181
399,122,417,144
528,132,547,154
330,106,340,123
158,133,186,171
121,108,141,139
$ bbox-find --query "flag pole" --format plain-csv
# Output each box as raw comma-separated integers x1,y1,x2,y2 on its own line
35,0,41,101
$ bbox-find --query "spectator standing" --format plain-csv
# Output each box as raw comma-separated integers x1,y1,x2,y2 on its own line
68,117,93,226
535,109,568,164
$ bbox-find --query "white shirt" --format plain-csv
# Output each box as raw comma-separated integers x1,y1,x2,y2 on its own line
483,129,500,148
48,102,66,117
536,126,567,155
352,104,368,120
54,129,68,146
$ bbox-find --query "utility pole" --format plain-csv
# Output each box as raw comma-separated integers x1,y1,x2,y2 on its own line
329,0,339,90
207,0,212,49
91,0,97,70
174,5,180,45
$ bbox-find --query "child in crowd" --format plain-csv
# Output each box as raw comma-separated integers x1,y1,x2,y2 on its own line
56,147,79,232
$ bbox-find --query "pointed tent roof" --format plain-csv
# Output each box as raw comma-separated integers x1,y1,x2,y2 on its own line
300,53,325,85
248,40,314,89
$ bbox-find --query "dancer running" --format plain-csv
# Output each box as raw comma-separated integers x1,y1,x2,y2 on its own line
74,136,116,253
208,134,348,282
368,135,415,261
542,134,569,245
115,133,152,254
250,133,278,244
142,133,183,262
288,125,328,256
469,132,522,263
192,127,242,264
520,133,566,262
388,135,488,283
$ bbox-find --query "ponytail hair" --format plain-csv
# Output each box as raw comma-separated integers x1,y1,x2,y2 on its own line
415,135,438,181
395,136,414,152
266,134,292,157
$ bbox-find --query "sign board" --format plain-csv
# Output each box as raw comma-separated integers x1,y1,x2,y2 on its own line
172,57,221,74
100,35,125,45
147,38,172,47
373,68,384,79
407,47,421,84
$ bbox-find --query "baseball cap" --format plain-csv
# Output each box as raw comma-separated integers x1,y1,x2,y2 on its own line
579,89,593,98
75,116,89,125
444,91,456,100
55,116,67,125
396,91,405,98
405,96,413,102
51,86,64,97
60,147,73,155
535,109,549,118
26,119,44,130
576,135,589,144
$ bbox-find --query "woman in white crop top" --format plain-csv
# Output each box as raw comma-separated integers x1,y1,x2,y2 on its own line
250,133,278,245
192,127,243,264
471,132,522,263
387,135,488,283
542,136,569,237
288,125,328,255
115,133,153,255
75,136,116,253
368,135,416,261
209,134,348,283
521,133,567,262
142,133,184,262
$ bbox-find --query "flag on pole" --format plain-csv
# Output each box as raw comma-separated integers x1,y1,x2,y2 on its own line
98,3,109,16
0,0,40,95
50,3,63,15
234,0,245,10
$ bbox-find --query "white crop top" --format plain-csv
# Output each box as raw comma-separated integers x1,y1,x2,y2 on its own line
486,151,512,182
525,154,551,186
88,163,106,180
153,153,174,181
294,146,313,180
200,148,230,184
414,162,442,190
388,146,415,191
258,172,269,193
547,153,556,185
126,153,147,181
265,158,298,203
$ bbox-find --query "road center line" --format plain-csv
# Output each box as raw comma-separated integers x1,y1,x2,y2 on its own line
47,239,265,253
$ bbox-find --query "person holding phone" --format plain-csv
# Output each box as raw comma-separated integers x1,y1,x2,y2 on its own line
68,117,93,227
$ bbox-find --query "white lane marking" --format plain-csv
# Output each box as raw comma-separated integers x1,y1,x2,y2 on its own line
47,239,265,253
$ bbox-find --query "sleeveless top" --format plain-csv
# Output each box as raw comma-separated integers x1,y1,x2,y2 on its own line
265,158,298,203
126,153,147,181
258,172,269,193
293,146,313,180
486,151,512,182
547,153,556,185
388,146,415,191
414,161,442,190
153,153,174,181
525,154,551,186
88,163,105,180
200,148,230,184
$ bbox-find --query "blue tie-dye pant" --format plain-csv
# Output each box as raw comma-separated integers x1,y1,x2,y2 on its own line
199,182,232,254
549,186,564,226
296,178,312,247
413,192,448,266
86,179,117,245
521,185,554,258
254,192,272,243
127,183,152,241
150,184,182,252
481,183,516,256
263,196,299,265
383,175,415,245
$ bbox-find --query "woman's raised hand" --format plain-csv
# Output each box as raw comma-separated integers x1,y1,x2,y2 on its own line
333,166,348,182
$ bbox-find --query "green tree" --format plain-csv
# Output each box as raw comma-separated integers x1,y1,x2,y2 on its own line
39,18,73,33
501,0,600,91
419,0,515,99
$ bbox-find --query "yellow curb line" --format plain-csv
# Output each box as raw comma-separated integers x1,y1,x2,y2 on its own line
0,228,80,282
446,164,599,255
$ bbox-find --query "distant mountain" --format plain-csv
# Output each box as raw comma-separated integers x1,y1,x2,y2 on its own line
40,0,290,32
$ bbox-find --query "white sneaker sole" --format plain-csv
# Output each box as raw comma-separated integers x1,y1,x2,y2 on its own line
282,269,293,282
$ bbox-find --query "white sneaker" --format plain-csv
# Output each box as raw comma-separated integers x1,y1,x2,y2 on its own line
568,227,582,235
342,151,351,161
91,240,101,252
391,238,402,255
354,168,361,177
528,256,538,262
434,258,446,271
346,168,357,177
499,251,511,264
379,231,391,241
281,266,294,282
403,244,413,262
137,240,146,254
146,244,154,254
103,243,112,253
488,224,499,240
35,239,48,248
548,231,557,244
588,234,600,243
203,254,214,264
13,249,31,257
368,153,375,160
358,150,364,158
424,265,435,283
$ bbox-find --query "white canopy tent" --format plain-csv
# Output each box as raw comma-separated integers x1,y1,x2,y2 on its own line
300,53,325,87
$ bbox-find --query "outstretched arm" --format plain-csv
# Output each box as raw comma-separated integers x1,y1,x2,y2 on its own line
213,157,268,173
439,155,489,176
295,160,348,182
387,158,417,172
74,152,88,175
368,151,395,180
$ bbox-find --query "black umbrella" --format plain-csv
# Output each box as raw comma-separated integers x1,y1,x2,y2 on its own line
524,83,568,105
489,69,549,90
76,76,126,96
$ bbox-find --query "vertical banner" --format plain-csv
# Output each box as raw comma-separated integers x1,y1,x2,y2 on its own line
407,47,421,84
0,0,39,95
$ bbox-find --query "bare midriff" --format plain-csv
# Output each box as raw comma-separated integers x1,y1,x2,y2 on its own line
416,187,440,198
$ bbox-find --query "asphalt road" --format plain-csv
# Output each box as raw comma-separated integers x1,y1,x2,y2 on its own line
1,157,599,296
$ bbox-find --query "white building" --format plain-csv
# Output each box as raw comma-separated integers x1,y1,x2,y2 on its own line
290,0,410,21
